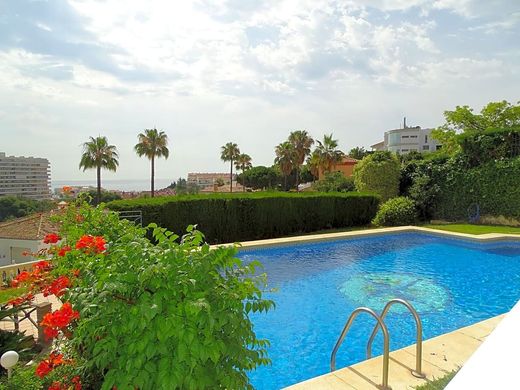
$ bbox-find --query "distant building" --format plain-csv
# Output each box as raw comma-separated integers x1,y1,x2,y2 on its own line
371,118,441,154
0,152,51,199
0,212,58,267
187,173,235,188
318,156,358,180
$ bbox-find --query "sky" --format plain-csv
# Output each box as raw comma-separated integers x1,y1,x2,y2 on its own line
0,0,519,183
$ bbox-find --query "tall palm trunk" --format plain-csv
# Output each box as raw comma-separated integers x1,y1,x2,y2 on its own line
230,160,233,193
96,165,101,204
151,155,155,197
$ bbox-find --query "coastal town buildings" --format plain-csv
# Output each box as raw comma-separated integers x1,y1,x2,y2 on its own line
0,152,51,199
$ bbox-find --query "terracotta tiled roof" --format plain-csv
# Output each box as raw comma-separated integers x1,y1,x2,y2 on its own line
0,212,59,240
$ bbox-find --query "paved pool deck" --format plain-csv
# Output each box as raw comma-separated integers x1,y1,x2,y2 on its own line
284,314,505,390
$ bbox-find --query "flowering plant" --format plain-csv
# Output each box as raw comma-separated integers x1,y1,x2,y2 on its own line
6,201,272,389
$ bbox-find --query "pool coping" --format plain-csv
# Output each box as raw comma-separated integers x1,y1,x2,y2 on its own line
225,225,520,250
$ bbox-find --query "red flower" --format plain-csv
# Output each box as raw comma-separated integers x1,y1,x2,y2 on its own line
42,275,70,297
33,260,52,271
72,269,80,278
57,245,72,257
41,302,80,340
43,233,61,244
48,383,66,390
8,292,34,306
75,235,106,254
11,271,31,287
36,360,52,378
35,352,64,378
72,376,82,390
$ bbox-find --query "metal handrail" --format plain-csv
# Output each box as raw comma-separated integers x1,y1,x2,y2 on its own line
366,298,425,378
330,307,391,390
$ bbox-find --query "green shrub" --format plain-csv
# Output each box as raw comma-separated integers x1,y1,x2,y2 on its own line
0,364,43,390
107,192,380,244
52,203,274,389
373,197,417,226
313,172,355,192
354,151,400,201
433,157,520,220
458,127,520,167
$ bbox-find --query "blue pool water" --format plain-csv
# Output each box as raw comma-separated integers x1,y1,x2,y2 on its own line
239,233,520,390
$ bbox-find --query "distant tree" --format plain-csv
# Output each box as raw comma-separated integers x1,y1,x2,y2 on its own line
215,178,225,187
85,190,122,204
134,128,170,198
173,178,199,195
353,151,400,201
0,196,55,222
238,166,280,190
79,136,119,204
313,171,355,192
307,150,321,181
234,153,252,191
288,131,314,191
432,100,520,155
220,142,240,193
348,146,370,160
274,141,296,190
315,134,344,174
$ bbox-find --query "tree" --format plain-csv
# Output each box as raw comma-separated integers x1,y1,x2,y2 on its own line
237,166,280,190
315,134,344,174
79,136,119,204
234,153,252,191
0,196,54,222
220,143,240,193
307,150,321,181
348,146,370,160
274,141,295,190
353,151,400,201
313,171,355,192
288,131,314,191
134,128,169,198
432,100,520,155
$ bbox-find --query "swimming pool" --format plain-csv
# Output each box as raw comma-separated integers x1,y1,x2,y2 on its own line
239,232,520,390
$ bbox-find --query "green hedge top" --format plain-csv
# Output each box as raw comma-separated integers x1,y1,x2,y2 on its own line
107,192,380,244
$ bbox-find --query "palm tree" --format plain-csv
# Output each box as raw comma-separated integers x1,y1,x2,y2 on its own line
307,150,321,181
315,134,344,175
288,130,314,191
79,136,119,204
220,142,240,193
275,141,295,191
134,128,169,198
235,153,252,192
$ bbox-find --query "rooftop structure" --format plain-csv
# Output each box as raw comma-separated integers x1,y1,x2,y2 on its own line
187,172,235,188
0,152,51,199
371,118,441,154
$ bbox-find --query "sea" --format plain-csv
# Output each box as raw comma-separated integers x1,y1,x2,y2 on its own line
52,179,174,192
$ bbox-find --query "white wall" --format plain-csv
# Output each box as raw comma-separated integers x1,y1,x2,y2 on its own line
0,238,42,266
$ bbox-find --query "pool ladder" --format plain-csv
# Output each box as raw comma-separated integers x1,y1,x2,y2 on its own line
330,298,425,390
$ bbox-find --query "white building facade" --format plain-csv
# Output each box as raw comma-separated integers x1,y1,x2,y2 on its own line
0,152,51,199
371,120,441,154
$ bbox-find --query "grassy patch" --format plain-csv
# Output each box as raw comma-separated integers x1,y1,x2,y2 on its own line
424,224,520,235
0,286,28,304
415,371,457,389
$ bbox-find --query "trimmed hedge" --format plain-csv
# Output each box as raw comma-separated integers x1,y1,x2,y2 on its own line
107,192,380,244
433,157,520,220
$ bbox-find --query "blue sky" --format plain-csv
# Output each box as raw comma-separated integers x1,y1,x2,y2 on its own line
0,0,519,182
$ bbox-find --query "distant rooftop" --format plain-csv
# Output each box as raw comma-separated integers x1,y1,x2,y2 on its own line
0,212,59,240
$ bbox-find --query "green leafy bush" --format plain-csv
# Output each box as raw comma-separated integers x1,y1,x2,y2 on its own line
313,172,355,192
433,157,520,220
107,192,380,244
354,151,400,201
373,197,417,226
52,204,274,389
0,364,43,390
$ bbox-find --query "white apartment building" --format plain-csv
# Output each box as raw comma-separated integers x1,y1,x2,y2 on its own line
371,119,441,154
0,152,51,199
